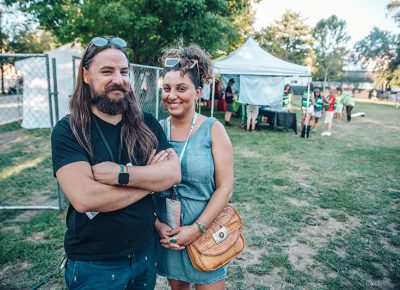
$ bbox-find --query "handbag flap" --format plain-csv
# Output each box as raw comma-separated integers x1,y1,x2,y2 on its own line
191,205,243,256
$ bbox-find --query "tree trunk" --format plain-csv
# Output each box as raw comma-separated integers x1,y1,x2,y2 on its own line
1,64,5,95
323,68,329,93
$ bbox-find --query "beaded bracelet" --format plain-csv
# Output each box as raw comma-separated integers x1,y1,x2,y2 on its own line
195,222,207,233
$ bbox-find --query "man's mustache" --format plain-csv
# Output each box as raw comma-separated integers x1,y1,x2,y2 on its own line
105,84,129,94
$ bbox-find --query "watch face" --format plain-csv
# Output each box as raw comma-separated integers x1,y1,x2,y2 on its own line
118,172,129,185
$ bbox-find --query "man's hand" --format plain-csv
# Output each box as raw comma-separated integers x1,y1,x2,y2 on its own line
91,161,120,185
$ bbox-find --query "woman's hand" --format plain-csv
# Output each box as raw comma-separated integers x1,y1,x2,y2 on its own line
147,149,169,165
160,224,201,249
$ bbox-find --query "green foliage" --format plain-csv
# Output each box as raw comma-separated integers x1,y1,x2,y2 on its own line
9,0,256,64
387,0,400,27
353,27,396,71
351,2,400,87
0,1,56,53
254,10,312,65
312,15,350,84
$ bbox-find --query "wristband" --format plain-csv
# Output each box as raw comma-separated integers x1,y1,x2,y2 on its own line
118,164,129,185
195,222,207,233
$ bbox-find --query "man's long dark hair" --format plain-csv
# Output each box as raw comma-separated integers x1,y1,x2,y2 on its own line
69,42,157,163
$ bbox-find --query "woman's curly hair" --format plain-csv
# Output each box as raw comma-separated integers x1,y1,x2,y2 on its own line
160,44,213,88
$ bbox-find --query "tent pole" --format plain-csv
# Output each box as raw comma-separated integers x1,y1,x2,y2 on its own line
210,75,216,117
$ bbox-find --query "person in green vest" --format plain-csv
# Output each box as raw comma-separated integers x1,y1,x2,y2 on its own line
335,88,345,120
343,88,355,122
282,83,294,112
312,88,323,128
300,83,315,138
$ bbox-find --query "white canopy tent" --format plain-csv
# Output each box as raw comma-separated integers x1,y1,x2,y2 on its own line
210,38,311,115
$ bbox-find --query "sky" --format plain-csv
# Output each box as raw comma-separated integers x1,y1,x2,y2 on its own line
254,0,399,48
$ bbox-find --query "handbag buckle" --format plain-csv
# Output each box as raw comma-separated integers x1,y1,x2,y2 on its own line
212,226,228,244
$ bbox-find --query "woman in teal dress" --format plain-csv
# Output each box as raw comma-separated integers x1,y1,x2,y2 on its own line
153,45,234,290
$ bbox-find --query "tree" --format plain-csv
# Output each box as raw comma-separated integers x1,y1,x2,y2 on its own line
9,0,257,64
352,1,400,88
0,1,57,93
387,0,400,86
387,0,400,27
353,27,395,71
254,10,312,65
312,15,350,88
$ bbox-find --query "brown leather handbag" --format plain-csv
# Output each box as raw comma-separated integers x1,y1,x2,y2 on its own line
186,205,245,272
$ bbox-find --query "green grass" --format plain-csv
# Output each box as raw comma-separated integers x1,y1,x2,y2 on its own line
0,102,399,289
0,121,22,133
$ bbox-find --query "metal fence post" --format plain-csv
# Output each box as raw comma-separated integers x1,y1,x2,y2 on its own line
155,69,160,120
51,58,59,122
45,55,54,128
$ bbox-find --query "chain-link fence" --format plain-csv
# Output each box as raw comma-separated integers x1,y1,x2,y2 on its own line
0,53,62,210
130,63,167,119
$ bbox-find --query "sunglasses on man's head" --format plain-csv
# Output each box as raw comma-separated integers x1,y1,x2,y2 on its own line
90,37,128,49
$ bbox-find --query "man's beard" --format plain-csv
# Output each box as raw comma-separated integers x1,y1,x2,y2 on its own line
91,85,130,115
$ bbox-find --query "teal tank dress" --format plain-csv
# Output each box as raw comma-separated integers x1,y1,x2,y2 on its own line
154,117,227,284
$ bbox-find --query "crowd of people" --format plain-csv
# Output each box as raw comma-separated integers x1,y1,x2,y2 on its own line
300,84,356,137
205,80,357,137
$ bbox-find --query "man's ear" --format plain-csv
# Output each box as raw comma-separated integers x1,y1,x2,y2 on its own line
83,68,89,84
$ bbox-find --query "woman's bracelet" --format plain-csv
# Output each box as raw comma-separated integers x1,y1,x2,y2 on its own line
195,222,207,233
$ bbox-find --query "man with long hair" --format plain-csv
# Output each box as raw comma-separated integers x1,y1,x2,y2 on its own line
51,37,181,289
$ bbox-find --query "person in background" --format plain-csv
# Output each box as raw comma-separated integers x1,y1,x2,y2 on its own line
312,88,323,128
343,88,355,122
51,37,181,289
395,91,400,109
213,76,222,111
246,104,259,132
224,78,235,126
335,88,344,120
321,86,337,136
300,83,315,138
282,83,294,112
371,89,378,101
154,44,234,290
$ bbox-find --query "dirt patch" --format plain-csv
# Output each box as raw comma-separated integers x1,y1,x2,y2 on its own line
25,232,45,242
242,223,280,265
0,129,26,151
286,197,310,207
0,261,31,286
284,241,316,271
0,225,21,234
351,267,394,290
239,268,288,289
282,207,361,273
236,148,264,159
13,210,42,222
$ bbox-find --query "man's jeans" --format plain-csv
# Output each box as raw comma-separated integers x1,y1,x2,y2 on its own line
65,238,157,290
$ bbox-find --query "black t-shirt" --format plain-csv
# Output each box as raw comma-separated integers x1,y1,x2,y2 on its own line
51,112,170,261
225,85,233,104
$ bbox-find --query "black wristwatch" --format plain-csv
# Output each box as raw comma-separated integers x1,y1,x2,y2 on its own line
118,165,129,186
